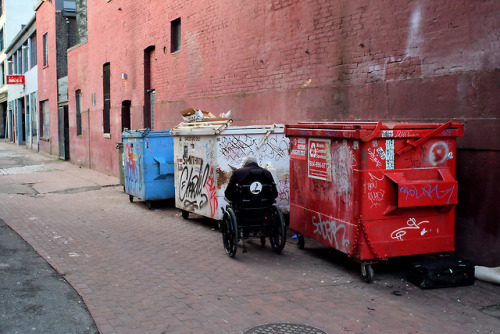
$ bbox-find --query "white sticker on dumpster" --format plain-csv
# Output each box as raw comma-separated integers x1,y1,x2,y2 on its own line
308,138,332,181
290,138,307,160
385,139,395,170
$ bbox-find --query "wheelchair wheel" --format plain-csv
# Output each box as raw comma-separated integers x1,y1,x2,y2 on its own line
270,206,286,254
222,207,238,257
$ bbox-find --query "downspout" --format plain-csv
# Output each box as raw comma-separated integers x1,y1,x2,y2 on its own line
88,108,91,168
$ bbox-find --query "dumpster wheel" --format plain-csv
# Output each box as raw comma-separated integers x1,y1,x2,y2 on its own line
129,195,133,203
181,210,189,219
297,234,305,249
361,264,374,283
260,237,266,247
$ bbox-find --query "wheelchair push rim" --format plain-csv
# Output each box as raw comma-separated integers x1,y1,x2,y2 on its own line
222,207,238,257
270,206,286,254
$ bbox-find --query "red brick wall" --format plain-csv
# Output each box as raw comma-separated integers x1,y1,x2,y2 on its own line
36,1,59,155
67,0,499,264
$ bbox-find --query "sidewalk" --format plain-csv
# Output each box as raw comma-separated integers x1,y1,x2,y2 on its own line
0,141,499,334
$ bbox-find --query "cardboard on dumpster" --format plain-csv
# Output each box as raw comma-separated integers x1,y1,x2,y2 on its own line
180,107,231,122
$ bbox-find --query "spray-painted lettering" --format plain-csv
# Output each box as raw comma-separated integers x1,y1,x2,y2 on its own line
179,159,211,211
205,167,218,217
312,214,349,250
400,183,455,205
391,218,430,241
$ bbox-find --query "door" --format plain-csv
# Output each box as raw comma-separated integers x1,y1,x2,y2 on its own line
143,45,154,129
20,98,26,144
58,105,70,160
25,95,30,148
121,100,131,132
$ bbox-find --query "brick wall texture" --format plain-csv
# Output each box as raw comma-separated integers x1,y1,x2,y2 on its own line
66,0,499,265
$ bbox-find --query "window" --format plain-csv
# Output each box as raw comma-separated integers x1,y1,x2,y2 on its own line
171,18,181,53
42,33,48,66
30,93,37,136
0,28,3,51
103,63,110,134
17,50,22,74
30,33,37,68
7,57,12,75
41,100,49,137
23,44,29,73
12,54,17,74
75,90,82,136
0,62,4,86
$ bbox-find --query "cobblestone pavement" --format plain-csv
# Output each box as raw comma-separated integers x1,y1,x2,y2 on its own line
0,141,499,333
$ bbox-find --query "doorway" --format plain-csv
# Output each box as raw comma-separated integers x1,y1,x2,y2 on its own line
58,105,70,160
143,45,155,129
121,100,131,132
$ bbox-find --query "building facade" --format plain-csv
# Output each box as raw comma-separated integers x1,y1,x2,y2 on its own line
35,0,77,159
0,0,37,139
5,15,38,149
66,0,499,265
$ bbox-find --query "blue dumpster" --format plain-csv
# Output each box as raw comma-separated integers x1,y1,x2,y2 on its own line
121,129,175,209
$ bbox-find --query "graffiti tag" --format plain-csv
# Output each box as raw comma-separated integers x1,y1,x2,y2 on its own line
179,160,210,211
391,218,430,241
312,214,349,250
205,167,218,217
367,148,382,168
366,173,385,208
400,184,455,205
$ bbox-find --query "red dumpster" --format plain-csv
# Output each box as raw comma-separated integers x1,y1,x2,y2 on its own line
285,121,464,282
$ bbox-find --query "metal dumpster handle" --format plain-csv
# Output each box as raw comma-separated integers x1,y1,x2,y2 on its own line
257,124,277,148
360,121,383,142
383,169,458,215
395,120,453,157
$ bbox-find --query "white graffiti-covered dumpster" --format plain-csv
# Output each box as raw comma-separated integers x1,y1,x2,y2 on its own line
171,121,290,220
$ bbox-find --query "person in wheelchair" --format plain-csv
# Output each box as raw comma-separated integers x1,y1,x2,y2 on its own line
224,156,277,203
222,156,286,257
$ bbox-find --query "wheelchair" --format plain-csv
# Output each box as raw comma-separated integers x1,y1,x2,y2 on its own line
221,169,287,257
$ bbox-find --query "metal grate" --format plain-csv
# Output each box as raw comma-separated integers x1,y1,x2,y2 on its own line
243,323,327,334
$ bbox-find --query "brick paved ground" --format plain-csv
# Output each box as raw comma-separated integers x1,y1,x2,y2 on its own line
0,141,499,334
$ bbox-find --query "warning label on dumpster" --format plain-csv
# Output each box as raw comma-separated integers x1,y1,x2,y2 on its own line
290,138,307,160
308,138,332,181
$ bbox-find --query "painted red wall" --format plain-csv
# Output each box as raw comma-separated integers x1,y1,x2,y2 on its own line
67,0,499,265
36,1,59,156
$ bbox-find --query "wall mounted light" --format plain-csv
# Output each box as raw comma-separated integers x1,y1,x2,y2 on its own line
121,73,128,79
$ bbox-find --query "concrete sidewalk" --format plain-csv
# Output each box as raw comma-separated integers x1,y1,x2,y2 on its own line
0,141,499,334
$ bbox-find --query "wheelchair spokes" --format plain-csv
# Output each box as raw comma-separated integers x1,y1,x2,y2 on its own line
222,207,238,257
221,205,286,257
270,206,286,254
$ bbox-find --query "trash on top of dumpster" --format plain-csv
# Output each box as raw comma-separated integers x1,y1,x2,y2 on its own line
180,107,231,123
171,121,290,220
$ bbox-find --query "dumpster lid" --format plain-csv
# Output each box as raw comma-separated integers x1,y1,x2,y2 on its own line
170,119,233,135
285,120,464,140
121,129,171,139
285,121,464,131
170,120,285,136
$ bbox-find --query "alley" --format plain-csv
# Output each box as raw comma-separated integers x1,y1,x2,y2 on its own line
0,141,498,334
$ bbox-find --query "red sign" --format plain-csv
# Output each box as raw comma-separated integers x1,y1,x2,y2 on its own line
7,75,25,85
308,138,332,181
